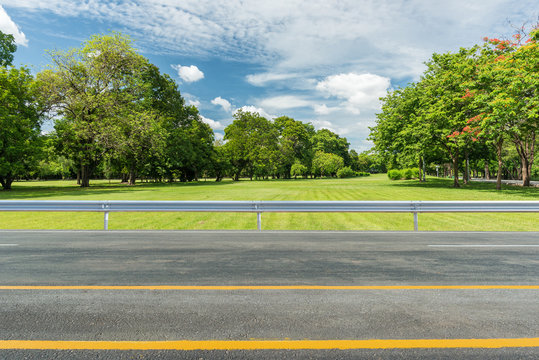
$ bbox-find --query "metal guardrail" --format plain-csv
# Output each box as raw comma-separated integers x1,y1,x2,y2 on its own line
0,200,538,231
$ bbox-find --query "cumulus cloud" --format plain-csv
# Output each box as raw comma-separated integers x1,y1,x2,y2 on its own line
258,95,312,111
235,106,275,120
211,96,232,112
316,73,390,114
0,6,28,46
171,64,204,83
313,104,338,115
311,119,352,136
200,115,225,130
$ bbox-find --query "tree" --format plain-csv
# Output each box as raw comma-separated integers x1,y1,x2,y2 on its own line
108,109,166,185
274,116,314,178
291,161,308,178
36,32,148,187
311,129,350,165
0,30,16,67
312,151,344,177
224,110,278,180
420,48,479,187
210,140,231,182
0,67,42,189
485,29,538,186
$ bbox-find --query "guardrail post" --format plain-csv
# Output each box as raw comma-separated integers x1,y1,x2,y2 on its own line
257,212,262,231
104,211,109,230
413,212,418,231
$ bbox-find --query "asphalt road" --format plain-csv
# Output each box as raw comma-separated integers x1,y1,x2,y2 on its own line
0,230,538,359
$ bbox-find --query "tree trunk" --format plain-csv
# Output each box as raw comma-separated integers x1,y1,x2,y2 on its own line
80,164,90,187
418,158,422,182
422,157,426,182
462,150,470,185
521,156,530,187
513,131,535,187
76,168,81,185
128,168,136,185
495,139,503,191
0,175,13,190
484,161,490,180
451,150,460,188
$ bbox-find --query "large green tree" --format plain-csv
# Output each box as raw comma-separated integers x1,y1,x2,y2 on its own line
0,30,16,67
37,32,148,187
0,67,42,189
274,116,314,178
224,110,279,180
311,129,350,165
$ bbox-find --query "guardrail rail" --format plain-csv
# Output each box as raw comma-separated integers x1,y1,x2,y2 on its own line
0,200,538,231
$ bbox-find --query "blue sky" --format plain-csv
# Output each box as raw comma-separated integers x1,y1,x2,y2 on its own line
0,0,536,151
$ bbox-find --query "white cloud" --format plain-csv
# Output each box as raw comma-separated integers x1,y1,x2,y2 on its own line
0,5,28,46
311,119,352,136
171,64,204,83
246,72,298,86
2,0,536,151
316,73,390,114
258,95,312,111
200,115,225,130
211,96,232,112
313,104,338,115
3,1,535,79
187,99,201,107
214,132,224,142
235,106,275,120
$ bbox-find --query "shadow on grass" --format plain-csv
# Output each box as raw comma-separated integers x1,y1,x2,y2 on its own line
389,177,539,198
0,179,236,199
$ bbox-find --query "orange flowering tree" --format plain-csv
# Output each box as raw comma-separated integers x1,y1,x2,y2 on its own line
471,25,538,188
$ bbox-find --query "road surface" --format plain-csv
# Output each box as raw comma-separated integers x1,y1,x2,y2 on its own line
0,230,538,359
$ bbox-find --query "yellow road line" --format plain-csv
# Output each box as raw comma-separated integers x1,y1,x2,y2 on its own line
1,338,538,350
0,285,538,290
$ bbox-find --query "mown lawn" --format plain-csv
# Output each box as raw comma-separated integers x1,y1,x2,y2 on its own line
0,174,537,231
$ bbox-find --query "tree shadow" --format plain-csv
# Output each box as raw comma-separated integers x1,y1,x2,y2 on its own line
389,177,539,198
0,179,236,199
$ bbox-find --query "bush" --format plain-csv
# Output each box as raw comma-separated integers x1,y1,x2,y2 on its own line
387,169,401,180
357,171,370,177
402,168,414,180
389,168,418,180
312,151,344,177
337,166,356,178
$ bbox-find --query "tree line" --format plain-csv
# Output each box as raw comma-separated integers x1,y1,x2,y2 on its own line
369,25,538,189
0,32,377,190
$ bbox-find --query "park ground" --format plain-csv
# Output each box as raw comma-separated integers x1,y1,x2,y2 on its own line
0,174,537,231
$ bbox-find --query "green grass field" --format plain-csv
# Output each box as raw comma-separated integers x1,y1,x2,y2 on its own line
0,174,537,231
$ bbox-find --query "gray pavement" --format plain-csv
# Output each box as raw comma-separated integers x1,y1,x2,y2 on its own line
0,230,538,359
471,178,539,186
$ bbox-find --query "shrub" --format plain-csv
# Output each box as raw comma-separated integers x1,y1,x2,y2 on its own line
402,168,414,179
357,171,370,177
312,151,344,177
337,166,356,178
387,169,401,180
